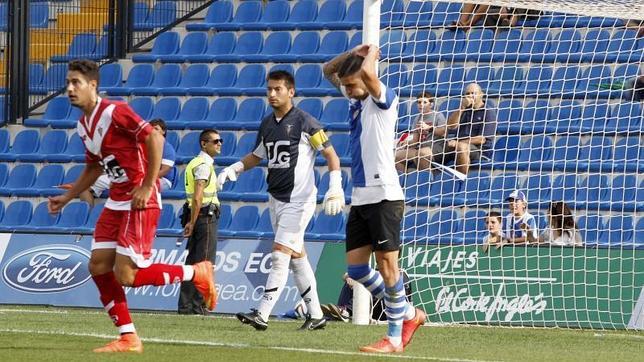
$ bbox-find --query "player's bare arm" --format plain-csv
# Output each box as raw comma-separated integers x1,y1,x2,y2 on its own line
48,162,102,214
358,44,383,100
241,153,262,170
130,128,164,209
184,179,206,237
323,45,366,91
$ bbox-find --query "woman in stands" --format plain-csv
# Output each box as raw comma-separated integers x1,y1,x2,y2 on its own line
525,201,583,246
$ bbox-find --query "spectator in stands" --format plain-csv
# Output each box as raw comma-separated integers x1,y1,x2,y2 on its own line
395,91,447,172
443,83,496,175
624,75,644,102
482,211,506,252
61,118,177,206
524,201,583,246
451,4,540,30
503,190,538,244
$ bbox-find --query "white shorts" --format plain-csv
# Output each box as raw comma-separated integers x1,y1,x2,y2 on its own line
269,196,316,254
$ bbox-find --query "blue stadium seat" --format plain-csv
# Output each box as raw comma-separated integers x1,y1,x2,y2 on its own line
132,2,150,30
186,0,233,31
217,0,262,31
399,0,432,27
14,164,65,197
517,100,549,134
204,97,237,130
0,130,39,162
402,209,430,243
128,97,154,120
495,99,522,134
544,29,581,62
0,164,36,196
548,100,583,133
576,174,609,206
380,0,405,27
216,132,238,165
612,136,642,173
188,64,236,96
580,103,612,133
158,32,208,63
610,174,637,210
150,97,181,124
14,202,58,232
0,200,33,230
429,2,461,26
299,31,348,62
0,163,7,188
217,32,263,63
463,28,494,60
438,98,461,117
62,165,85,186
402,171,431,205
523,174,552,204
436,30,466,57
157,204,175,230
491,29,522,61
576,29,611,62
610,102,642,134
578,214,606,245
551,174,577,202
186,32,236,63
380,30,407,59
57,134,86,163
174,132,200,164
215,65,265,96
577,137,613,171
464,65,495,92
429,173,464,207
272,0,318,30
244,0,289,30
428,208,462,244
402,30,436,62
139,1,176,30
608,216,634,245
489,173,519,203
228,206,260,236
409,64,438,95
295,64,325,96
31,64,67,94
321,99,350,131
550,65,580,96
326,0,362,29
162,170,185,199
489,66,525,95
132,31,180,62
47,202,90,231
132,64,182,95
50,33,97,62
515,65,552,95
606,29,639,62
229,98,266,129
299,0,346,30
297,99,323,120
104,64,154,95
175,97,209,129
519,29,552,60
215,205,233,237
613,64,641,85
435,64,465,96
229,168,267,202
24,96,71,127
233,132,257,158
306,212,346,240
159,64,209,97
277,31,319,63
18,130,68,162
457,171,490,206
98,63,123,91
166,131,180,151
246,32,292,62
382,64,409,91
90,34,110,60
492,135,521,165
463,209,487,244
27,63,45,93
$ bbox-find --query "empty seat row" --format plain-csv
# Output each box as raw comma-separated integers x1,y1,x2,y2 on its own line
402,170,644,212
133,28,642,65
0,3,48,30
384,62,640,98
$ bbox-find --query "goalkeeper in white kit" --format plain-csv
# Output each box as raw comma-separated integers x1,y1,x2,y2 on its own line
218,70,345,330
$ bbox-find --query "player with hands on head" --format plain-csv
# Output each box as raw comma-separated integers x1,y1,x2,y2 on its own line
323,44,426,354
48,59,216,353
220,70,343,331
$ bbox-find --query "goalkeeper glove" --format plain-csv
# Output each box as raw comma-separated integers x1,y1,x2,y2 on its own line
323,170,345,216
217,161,244,190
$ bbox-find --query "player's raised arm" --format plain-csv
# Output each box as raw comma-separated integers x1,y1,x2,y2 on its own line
217,151,262,189
358,44,383,100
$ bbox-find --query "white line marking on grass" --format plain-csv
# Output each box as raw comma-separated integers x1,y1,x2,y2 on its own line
594,333,644,340
408,274,556,283
0,328,497,362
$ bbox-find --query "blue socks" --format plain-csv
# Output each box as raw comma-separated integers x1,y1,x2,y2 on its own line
347,264,385,300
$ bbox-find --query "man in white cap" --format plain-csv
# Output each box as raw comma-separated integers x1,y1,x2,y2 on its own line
504,190,538,244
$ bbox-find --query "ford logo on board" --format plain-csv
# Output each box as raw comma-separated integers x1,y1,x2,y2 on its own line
2,245,91,293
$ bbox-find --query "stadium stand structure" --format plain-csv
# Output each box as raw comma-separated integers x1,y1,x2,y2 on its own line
3,0,642,247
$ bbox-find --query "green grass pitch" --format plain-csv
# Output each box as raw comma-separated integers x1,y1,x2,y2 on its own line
0,305,642,361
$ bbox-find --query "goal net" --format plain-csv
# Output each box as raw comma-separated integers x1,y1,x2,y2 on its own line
375,0,644,329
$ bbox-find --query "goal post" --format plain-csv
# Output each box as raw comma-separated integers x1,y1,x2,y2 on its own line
366,0,644,329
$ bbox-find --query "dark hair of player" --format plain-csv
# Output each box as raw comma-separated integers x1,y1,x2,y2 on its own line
267,70,295,89
68,59,100,83
337,54,364,78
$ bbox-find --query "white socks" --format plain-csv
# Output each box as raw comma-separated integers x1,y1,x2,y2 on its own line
182,265,194,281
257,251,291,320
290,256,324,319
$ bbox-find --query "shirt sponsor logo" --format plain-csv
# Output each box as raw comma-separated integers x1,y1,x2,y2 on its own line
2,245,91,293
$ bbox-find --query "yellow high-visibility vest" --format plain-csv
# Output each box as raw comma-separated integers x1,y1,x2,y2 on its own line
184,155,219,208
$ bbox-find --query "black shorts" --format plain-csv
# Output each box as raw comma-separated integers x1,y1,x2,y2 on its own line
346,200,404,252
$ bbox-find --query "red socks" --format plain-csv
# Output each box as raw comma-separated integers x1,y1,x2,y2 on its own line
92,271,134,333
131,264,184,287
